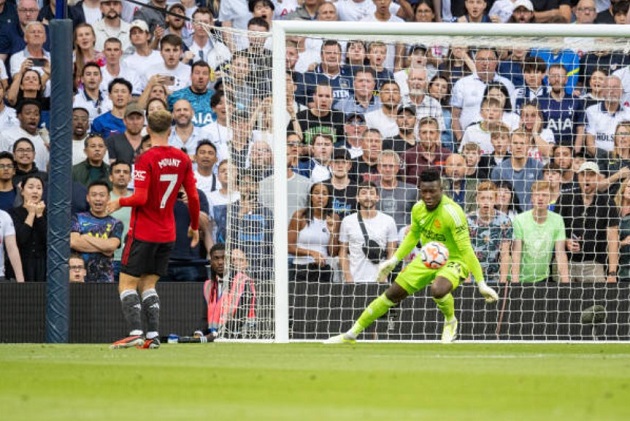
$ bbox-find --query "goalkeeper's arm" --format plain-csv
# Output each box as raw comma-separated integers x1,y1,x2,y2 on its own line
376,227,420,282
453,222,499,303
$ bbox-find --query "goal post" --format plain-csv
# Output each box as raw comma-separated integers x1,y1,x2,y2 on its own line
216,21,630,343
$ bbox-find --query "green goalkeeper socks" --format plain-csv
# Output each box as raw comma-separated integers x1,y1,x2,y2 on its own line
433,293,455,321
348,293,395,338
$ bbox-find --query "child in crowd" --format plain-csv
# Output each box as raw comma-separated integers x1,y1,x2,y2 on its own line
461,142,483,180
515,56,548,113
69,253,87,283
459,97,503,155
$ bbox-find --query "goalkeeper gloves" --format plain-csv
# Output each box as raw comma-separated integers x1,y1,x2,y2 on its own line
477,281,499,303
376,257,399,283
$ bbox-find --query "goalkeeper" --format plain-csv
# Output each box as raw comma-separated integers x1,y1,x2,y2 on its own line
325,168,498,344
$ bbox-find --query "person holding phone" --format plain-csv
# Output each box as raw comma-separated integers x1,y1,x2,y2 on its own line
138,34,191,94
8,22,50,80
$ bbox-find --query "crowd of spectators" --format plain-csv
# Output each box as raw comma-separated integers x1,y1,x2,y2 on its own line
0,0,629,288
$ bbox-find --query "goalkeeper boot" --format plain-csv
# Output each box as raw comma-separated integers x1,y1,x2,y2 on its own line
139,337,161,349
323,333,356,345
441,318,458,344
110,335,145,349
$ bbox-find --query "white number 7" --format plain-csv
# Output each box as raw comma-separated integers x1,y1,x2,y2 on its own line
159,174,178,208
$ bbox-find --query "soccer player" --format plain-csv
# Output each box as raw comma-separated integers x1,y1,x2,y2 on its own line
107,109,200,349
325,168,498,344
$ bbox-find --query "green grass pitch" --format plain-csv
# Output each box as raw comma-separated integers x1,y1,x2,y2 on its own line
1,343,629,421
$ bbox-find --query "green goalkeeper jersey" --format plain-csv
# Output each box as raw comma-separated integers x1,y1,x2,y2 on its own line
395,195,485,284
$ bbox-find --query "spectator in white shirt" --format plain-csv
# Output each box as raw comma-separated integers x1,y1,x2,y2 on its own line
93,0,131,52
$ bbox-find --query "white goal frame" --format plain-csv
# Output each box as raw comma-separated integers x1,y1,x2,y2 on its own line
270,22,630,344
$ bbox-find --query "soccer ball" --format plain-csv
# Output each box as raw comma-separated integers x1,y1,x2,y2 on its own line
420,242,449,269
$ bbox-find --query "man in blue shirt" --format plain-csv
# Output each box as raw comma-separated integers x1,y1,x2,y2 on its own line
167,60,216,128
537,64,585,149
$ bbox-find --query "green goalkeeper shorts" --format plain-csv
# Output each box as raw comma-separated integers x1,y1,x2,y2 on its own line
395,257,469,295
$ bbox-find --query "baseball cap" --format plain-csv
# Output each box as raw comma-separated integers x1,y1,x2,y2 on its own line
577,161,600,174
72,106,90,115
168,3,186,12
513,0,534,11
397,104,417,116
409,44,428,55
130,20,149,33
124,102,145,118
332,148,351,161
345,113,365,124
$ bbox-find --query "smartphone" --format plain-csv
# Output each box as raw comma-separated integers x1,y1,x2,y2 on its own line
30,58,47,67
161,75,176,86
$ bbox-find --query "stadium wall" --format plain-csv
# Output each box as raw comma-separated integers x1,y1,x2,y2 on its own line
1,283,628,343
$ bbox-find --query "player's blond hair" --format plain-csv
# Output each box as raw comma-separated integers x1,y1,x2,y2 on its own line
148,109,173,135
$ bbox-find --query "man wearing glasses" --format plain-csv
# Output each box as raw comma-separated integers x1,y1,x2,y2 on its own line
0,0,49,64
0,151,18,212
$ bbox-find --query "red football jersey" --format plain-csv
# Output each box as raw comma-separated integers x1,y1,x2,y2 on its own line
125,146,199,243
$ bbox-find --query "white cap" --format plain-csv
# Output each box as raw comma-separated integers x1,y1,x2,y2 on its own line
130,19,150,33
577,161,600,175
512,0,534,12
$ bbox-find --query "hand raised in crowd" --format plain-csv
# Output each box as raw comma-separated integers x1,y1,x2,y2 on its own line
154,26,164,42
24,200,39,216
35,201,46,218
182,51,195,64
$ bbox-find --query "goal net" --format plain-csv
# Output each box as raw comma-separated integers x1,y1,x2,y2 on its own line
213,22,630,342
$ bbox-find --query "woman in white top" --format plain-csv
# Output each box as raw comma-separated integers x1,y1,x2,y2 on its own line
288,182,340,283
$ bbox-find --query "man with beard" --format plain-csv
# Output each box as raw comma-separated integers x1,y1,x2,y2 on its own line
93,0,131,52
537,64,586,150
403,67,444,132
107,102,145,165
365,80,402,138
168,61,216,128
160,3,191,48
338,181,398,284
168,99,205,160
0,100,48,171
72,107,90,165
92,78,132,139
556,162,619,283
382,105,418,156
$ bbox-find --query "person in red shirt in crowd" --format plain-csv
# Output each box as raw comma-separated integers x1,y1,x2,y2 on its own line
107,109,200,349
